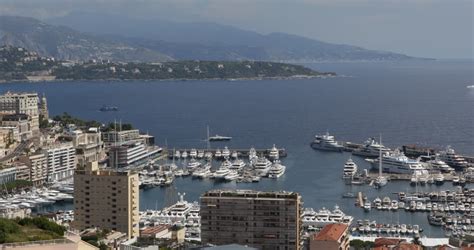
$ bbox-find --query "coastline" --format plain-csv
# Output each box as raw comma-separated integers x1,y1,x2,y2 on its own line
0,73,336,84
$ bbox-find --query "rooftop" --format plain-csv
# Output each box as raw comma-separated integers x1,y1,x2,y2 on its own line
313,223,348,241
202,189,300,199
140,225,170,237
75,169,137,177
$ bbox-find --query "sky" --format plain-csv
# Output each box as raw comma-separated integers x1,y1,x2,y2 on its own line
0,0,472,59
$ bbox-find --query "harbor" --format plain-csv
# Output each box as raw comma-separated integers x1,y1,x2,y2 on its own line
2,61,472,243
139,145,287,187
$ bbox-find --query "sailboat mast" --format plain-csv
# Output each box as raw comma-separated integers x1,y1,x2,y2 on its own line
379,134,382,177
206,125,210,149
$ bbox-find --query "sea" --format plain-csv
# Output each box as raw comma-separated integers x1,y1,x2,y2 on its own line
1,59,473,237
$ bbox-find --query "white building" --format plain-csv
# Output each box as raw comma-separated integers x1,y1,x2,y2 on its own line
67,129,105,168
102,129,140,146
0,92,40,135
46,142,77,182
108,141,161,168
0,92,39,116
0,166,17,185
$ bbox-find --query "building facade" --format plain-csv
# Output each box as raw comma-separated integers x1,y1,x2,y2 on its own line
0,92,40,135
18,152,48,186
1,114,33,140
67,129,105,168
14,163,30,181
74,162,139,239
108,141,161,168
102,129,140,146
200,189,302,250
0,126,18,157
46,142,77,182
0,92,39,117
0,166,17,185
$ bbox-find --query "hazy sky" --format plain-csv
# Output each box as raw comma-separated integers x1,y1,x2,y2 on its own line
0,0,472,59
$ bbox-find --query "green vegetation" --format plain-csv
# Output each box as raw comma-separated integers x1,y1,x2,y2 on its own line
81,229,109,250
52,112,102,128
0,217,65,244
52,112,134,132
0,46,335,82
39,114,50,129
0,46,59,81
0,180,32,192
104,122,133,132
350,239,375,250
53,60,330,81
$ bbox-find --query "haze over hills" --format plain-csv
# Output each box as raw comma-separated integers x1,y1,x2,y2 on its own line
0,14,424,62
0,16,172,62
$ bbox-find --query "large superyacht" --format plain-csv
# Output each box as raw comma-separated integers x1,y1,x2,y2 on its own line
369,150,425,174
310,132,344,152
437,146,469,170
352,137,391,157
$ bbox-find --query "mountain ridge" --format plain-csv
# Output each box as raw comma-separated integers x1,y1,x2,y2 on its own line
0,15,429,62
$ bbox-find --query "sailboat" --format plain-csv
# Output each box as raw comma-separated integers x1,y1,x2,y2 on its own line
374,135,388,188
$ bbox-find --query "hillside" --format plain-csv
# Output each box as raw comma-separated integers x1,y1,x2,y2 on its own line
0,46,333,82
0,15,423,63
47,12,421,62
0,217,65,244
0,16,172,62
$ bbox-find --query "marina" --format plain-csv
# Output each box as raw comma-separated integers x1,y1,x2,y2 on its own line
5,60,473,239
166,146,287,160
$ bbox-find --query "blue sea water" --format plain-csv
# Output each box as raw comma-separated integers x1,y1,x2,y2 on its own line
1,60,473,237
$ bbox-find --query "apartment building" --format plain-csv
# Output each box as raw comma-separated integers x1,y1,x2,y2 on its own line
200,189,302,250
73,162,139,239
46,142,77,182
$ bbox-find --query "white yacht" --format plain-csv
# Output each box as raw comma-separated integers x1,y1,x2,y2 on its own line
174,150,181,158
353,137,391,157
189,148,197,158
302,205,353,228
434,172,445,185
224,171,239,181
192,164,212,178
342,157,358,179
231,151,238,158
249,147,257,161
230,158,246,170
220,159,232,169
438,146,468,170
311,132,343,152
197,150,205,158
214,166,230,179
268,160,286,178
222,146,231,158
428,157,454,173
215,149,222,158
370,150,425,174
410,170,430,186
269,144,279,159
181,151,188,159
204,151,213,159
187,159,201,170
253,156,272,176
139,193,197,225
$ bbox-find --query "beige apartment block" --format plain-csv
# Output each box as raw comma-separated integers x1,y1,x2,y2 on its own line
73,162,139,239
